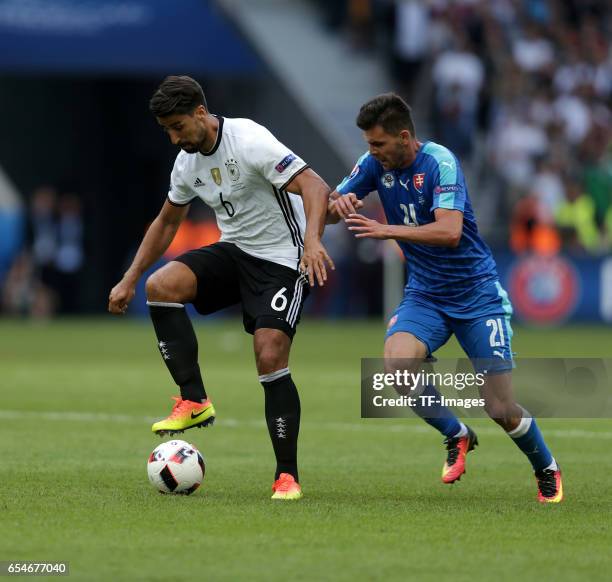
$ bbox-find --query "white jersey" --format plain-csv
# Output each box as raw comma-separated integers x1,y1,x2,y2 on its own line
167,116,309,270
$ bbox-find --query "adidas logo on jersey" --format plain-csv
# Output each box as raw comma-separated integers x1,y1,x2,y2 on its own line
193,177,205,188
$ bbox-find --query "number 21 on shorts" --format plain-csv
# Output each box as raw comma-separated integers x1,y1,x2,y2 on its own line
486,318,506,347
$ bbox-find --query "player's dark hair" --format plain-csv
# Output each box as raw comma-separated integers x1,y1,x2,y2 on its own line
149,76,208,117
356,93,415,136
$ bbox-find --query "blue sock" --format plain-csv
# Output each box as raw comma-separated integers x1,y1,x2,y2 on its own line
411,384,463,439
508,411,554,472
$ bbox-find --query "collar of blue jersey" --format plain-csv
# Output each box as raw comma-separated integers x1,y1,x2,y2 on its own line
400,141,425,172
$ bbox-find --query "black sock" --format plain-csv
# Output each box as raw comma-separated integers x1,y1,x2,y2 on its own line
148,302,207,402
260,369,300,482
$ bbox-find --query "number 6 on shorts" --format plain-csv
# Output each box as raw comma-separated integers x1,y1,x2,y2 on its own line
271,287,288,312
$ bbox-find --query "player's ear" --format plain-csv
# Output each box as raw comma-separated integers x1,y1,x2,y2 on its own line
399,129,412,145
193,104,207,119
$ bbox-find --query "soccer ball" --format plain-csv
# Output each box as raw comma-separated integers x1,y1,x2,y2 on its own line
147,440,205,495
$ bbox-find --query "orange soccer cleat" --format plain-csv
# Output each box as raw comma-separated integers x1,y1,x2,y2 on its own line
152,396,216,436
442,426,478,484
535,467,564,503
271,473,303,501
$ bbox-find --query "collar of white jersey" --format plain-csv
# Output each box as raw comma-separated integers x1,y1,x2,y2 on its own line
199,115,224,157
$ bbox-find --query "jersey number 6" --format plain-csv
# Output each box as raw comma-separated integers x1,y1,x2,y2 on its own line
219,192,235,217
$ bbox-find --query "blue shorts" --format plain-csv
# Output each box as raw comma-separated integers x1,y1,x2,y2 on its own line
386,280,514,373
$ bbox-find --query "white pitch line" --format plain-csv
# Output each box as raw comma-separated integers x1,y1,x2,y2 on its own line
0,409,611,440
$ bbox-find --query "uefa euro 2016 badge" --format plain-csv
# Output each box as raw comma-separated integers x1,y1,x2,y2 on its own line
211,168,222,186
382,173,395,188
225,159,240,182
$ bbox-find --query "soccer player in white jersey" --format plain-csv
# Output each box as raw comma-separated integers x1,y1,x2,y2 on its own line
108,76,334,500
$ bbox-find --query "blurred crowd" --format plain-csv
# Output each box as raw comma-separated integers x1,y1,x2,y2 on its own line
311,0,612,254
2,186,84,317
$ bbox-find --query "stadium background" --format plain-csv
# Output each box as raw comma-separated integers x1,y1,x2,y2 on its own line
0,1,611,581
1,0,610,324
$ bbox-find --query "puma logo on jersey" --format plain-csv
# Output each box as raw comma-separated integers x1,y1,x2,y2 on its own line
440,161,455,170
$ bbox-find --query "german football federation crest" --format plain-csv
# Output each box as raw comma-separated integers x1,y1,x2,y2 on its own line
413,173,425,193
225,159,240,182
211,168,222,186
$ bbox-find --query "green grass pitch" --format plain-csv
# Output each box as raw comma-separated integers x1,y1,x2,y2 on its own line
1,319,611,581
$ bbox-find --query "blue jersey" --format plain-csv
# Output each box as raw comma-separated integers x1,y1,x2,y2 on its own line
337,141,498,297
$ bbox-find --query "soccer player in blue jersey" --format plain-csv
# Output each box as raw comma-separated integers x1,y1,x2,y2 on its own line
328,93,563,503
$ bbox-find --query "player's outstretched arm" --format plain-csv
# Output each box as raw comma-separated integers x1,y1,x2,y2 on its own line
108,200,189,315
346,208,463,247
286,168,335,287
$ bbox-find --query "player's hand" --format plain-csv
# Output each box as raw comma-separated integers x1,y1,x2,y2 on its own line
345,213,390,240
331,193,363,220
108,278,136,315
300,238,335,287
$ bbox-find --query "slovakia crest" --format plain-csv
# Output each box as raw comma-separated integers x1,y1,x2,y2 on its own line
413,173,425,193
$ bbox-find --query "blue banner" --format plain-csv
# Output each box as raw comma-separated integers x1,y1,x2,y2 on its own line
0,0,261,75
495,252,612,325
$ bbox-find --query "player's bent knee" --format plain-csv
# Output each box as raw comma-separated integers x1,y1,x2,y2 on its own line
145,272,177,302
145,273,162,301
484,399,513,423
145,263,196,303
384,332,428,362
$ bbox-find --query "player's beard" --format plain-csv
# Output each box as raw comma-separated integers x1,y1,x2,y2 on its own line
180,143,199,153
380,143,408,170
180,128,208,154
381,154,402,170
392,145,413,170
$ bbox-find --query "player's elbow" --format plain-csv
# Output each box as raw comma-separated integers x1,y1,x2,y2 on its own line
306,172,332,200
447,228,462,248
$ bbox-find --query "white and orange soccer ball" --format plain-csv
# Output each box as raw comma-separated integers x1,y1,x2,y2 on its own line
147,440,205,495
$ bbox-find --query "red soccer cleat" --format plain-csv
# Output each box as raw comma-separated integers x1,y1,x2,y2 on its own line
271,473,303,500
535,467,564,503
442,426,478,484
